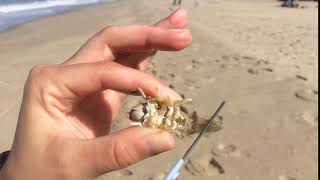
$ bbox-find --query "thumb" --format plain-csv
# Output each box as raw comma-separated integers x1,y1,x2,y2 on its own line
79,127,175,177
155,8,187,28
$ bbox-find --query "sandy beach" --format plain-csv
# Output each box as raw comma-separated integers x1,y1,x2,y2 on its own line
0,0,318,179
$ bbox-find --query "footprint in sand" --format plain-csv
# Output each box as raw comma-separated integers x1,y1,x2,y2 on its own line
294,65,301,70
192,58,204,65
169,73,176,79
215,59,221,63
260,67,274,72
159,75,167,81
187,85,196,91
295,88,318,102
184,65,194,72
166,62,177,67
148,173,165,180
296,75,308,81
220,63,230,69
255,59,270,66
184,78,198,88
192,43,200,52
233,56,240,62
169,84,175,90
211,144,249,159
313,89,318,95
118,169,134,177
301,111,318,127
251,60,274,73
242,56,256,61
206,76,216,84
185,154,224,176
278,175,297,180
222,55,230,61
247,68,259,75
151,70,157,76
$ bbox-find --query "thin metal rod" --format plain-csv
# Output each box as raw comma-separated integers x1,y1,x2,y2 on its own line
182,101,226,160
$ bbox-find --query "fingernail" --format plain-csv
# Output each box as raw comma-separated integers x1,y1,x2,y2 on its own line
170,29,188,34
145,130,175,154
167,88,183,100
172,8,183,16
170,8,187,25
158,86,183,101
170,29,190,40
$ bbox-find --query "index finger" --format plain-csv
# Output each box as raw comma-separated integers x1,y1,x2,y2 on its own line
95,25,191,53
55,61,181,102
66,26,191,65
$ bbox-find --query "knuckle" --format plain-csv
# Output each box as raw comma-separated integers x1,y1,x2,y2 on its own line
29,64,51,77
95,61,114,79
25,64,51,90
24,64,59,105
28,64,54,86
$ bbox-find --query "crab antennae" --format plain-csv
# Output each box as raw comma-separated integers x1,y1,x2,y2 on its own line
137,88,147,100
182,101,226,160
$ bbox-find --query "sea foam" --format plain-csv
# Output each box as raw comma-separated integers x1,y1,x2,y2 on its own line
0,0,113,32
0,0,102,13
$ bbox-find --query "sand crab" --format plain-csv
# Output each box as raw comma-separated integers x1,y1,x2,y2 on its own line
129,88,223,137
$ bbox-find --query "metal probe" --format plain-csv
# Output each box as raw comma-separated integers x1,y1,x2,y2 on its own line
164,101,226,180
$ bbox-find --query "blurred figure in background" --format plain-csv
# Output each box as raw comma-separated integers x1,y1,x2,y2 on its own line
281,0,299,7
172,0,200,7
172,0,182,6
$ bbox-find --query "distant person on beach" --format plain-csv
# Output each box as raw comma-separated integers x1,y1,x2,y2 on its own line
281,0,299,7
0,9,192,180
172,0,200,8
173,0,182,6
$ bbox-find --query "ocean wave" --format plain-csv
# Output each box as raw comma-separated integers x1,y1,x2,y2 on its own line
0,0,103,13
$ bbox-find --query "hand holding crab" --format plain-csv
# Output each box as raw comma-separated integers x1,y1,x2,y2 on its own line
0,9,192,180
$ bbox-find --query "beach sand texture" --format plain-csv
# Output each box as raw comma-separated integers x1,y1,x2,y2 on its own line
0,0,318,180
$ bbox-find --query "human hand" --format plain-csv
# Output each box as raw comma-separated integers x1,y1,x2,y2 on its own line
0,9,192,180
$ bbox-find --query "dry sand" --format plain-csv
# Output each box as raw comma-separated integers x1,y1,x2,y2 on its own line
0,0,318,180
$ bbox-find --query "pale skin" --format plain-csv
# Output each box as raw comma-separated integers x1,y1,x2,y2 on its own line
0,9,192,180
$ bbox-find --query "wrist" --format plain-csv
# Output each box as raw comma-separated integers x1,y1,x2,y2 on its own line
0,151,10,169
0,164,12,180
0,151,10,179
0,156,36,180
0,167,11,180
0,151,29,180
0,151,14,180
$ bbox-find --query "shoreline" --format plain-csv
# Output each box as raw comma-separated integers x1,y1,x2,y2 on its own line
0,0,118,33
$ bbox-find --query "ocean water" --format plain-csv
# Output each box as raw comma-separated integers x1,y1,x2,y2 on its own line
0,0,114,32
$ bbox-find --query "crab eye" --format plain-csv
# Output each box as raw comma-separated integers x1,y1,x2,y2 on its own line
132,104,145,111
130,107,145,122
